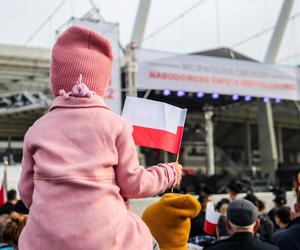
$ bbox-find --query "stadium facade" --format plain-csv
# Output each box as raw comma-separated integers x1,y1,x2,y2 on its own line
0,44,299,190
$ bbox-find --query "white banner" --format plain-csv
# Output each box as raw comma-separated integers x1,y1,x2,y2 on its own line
135,49,300,101
63,19,122,114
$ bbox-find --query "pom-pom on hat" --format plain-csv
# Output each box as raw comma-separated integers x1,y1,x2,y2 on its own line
50,25,113,97
142,193,201,250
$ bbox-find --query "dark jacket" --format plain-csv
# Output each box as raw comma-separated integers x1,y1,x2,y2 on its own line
190,210,206,237
13,200,29,214
272,216,300,250
257,213,275,242
268,208,277,227
205,232,279,250
0,202,14,215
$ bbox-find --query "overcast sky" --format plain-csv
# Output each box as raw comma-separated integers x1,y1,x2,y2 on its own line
1,0,300,65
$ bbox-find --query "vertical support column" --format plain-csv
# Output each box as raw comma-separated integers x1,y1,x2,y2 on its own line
3,158,7,192
127,51,138,97
257,103,278,181
258,0,294,183
204,109,215,176
7,136,13,166
131,0,152,47
264,0,295,63
245,122,252,169
276,125,284,164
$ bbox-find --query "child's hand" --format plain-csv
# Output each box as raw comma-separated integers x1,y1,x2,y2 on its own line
170,162,183,185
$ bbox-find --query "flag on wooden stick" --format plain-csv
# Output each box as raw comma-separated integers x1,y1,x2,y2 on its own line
122,97,187,154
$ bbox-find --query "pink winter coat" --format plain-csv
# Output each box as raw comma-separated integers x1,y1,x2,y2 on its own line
18,95,176,250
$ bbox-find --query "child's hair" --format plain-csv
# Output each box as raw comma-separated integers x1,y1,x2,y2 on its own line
3,212,28,247
0,214,10,241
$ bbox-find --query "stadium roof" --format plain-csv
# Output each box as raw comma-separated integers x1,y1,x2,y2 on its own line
192,47,257,62
0,44,51,136
0,44,50,95
0,44,300,138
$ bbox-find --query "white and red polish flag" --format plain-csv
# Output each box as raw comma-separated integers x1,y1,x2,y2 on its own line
204,202,221,236
122,97,187,154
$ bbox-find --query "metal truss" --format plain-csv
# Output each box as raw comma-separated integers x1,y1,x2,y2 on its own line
0,91,50,115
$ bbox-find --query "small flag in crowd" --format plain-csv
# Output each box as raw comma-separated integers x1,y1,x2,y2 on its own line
0,167,7,207
0,166,7,206
0,181,6,207
204,201,221,236
122,97,187,154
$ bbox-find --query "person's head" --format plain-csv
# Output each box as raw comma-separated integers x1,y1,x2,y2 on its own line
3,212,28,248
272,187,286,197
274,207,291,229
142,193,201,250
50,25,113,98
198,186,213,211
243,194,266,213
244,193,258,206
227,182,242,201
201,186,214,202
216,198,230,215
226,199,260,234
7,190,17,205
273,194,287,209
256,199,265,213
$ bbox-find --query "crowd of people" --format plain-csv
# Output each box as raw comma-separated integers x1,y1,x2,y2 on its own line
185,180,300,250
0,189,28,249
0,190,28,217
0,185,297,250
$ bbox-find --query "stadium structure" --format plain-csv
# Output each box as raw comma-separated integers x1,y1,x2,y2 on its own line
0,0,299,191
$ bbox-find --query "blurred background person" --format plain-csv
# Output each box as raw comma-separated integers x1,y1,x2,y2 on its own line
205,199,279,250
0,190,17,216
216,198,230,215
274,207,291,233
272,191,300,250
227,181,242,201
216,215,231,241
244,193,275,242
190,186,213,237
268,188,287,227
189,186,216,248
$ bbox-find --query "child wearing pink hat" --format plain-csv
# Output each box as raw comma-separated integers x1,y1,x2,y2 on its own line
18,25,182,250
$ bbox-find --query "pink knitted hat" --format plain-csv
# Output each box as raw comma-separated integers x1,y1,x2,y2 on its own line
50,25,113,97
